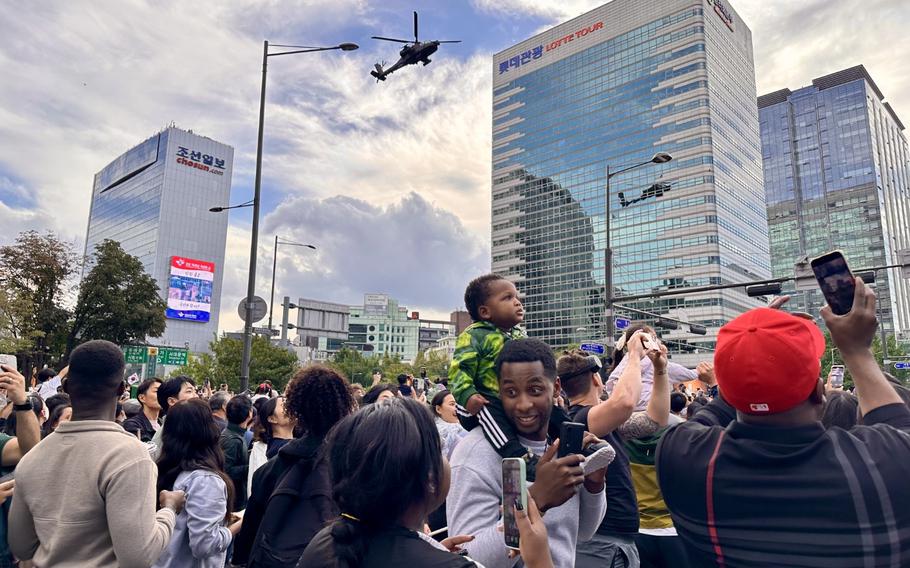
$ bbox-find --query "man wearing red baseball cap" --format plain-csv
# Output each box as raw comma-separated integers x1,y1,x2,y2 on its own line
655,278,910,567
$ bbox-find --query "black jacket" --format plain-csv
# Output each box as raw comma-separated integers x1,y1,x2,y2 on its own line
232,435,334,567
657,397,910,567
122,411,159,443
299,524,477,568
219,423,249,510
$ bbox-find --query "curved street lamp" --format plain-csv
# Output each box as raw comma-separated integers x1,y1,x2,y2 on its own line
238,40,358,394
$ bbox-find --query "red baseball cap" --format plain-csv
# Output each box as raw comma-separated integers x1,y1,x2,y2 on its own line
714,308,826,415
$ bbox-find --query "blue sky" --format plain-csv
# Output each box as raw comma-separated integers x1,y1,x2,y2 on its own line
1,0,908,333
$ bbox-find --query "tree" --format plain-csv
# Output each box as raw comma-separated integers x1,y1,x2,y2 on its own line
820,331,908,389
172,335,299,393
67,240,166,355
325,348,453,388
0,231,78,368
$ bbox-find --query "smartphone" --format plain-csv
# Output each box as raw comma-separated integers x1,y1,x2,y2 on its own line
0,354,17,371
829,365,845,388
501,458,527,551
558,421,585,458
811,251,856,315
643,334,660,351
0,471,14,484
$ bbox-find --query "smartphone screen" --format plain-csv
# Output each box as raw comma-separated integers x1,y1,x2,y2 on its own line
0,354,17,371
502,458,526,550
829,365,845,388
558,422,585,458
811,251,855,315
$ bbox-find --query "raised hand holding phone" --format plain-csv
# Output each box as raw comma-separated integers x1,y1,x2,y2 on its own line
502,457,527,550
812,250,856,315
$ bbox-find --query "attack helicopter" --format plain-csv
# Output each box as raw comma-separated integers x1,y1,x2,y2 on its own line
370,11,461,81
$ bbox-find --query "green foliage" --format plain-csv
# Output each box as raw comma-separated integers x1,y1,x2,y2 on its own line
171,334,299,393
67,240,166,355
325,347,452,388
820,331,908,388
0,231,78,368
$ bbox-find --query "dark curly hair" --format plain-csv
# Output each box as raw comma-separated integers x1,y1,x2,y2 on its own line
284,365,355,438
464,273,507,321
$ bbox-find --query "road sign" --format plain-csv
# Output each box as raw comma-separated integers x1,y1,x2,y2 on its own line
580,342,606,355
238,296,269,323
158,347,188,366
615,317,631,330
253,327,278,336
894,362,910,370
123,345,147,364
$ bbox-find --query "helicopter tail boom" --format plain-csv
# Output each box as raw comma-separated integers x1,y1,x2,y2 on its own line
371,63,387,81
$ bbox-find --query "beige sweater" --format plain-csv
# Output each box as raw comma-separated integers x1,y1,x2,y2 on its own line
9,420,176,568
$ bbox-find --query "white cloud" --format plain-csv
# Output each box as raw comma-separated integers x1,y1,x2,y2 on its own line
217,192,488,333
2,0,908,339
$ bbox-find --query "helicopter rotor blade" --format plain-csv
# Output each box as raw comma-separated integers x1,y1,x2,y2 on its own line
437,40,462,43
414,11,418,43
371,36,411,43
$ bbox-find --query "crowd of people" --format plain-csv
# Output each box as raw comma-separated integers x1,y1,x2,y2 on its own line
0,272,908,567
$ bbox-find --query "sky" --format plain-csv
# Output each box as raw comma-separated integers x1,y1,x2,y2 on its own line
1,0,908,334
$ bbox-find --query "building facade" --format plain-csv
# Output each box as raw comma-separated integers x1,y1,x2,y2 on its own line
491,0,770,360
292,298,351,363
347,294,421,362
84,127,233,353
759,66,910,337
419,318,456,352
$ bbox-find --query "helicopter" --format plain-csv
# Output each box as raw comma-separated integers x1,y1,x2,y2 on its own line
370,11,461,81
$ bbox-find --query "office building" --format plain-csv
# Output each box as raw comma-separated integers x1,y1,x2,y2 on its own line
292,298,351,363
347,294,421,362
84,126,233,353
491,0,770,360
418,317,456,352
759,65,910,336
450,310,472,335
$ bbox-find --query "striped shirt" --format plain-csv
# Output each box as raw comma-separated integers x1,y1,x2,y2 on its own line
656,397,910,567
448,321,525,408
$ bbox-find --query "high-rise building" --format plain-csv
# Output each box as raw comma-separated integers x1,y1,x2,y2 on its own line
84,126,233,353
491,0,770,360
759,65,910,337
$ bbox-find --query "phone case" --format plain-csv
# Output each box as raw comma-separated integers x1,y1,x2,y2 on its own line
502,458,527,550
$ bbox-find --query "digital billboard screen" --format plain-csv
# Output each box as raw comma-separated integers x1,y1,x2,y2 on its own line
166,256,214,323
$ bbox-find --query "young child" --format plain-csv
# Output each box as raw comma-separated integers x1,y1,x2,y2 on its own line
450,274,566,479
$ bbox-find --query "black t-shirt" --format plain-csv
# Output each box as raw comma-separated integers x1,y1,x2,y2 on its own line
657,398,910,567
299,524,477,568
569,403,640,536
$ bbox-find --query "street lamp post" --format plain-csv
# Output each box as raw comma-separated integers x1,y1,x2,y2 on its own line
604,152,672,346
268,235,316,330
238,40,358,394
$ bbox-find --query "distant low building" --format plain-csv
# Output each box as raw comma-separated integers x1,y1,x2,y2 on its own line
426,334,457,361
292,298,351,363
347,294,421,362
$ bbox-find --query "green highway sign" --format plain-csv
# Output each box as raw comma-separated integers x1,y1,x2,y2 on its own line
159,347,188,366
122,345,187,367
123,345,148,364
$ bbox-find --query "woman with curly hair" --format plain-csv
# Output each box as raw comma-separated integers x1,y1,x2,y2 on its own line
232,365,355,566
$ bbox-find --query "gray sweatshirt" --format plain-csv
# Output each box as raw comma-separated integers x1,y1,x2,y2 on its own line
9,420,176,568
447,428,606,568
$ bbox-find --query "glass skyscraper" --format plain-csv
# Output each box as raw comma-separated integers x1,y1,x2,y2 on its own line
84,126,234,353
491,0,770,361
759,66,910,337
